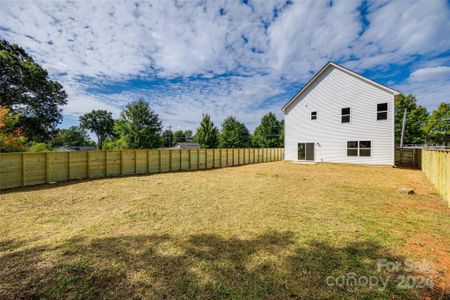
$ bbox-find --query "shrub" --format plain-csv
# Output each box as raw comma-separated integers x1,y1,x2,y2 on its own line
26,142,52,152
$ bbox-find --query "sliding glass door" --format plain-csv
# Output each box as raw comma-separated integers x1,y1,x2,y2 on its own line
297,143,314,161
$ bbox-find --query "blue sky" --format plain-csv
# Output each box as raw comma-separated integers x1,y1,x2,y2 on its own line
1,0,449,131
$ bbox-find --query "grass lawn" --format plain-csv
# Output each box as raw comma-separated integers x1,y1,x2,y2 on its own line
0,161,449,299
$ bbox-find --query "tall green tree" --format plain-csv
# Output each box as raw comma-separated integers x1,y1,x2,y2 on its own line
219,116,251,148
395,94,428,145
173,130,194,145
115,99,162,149
173,130,187,145
424,102,450,145
0,39,68,142
252,112,282,147
195,114,219,148
52,126,93,147
79,110,115,150
184,130,193,142
279,119,284,147
162,129,174,147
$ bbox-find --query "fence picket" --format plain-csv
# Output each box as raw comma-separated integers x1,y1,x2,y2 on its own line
421,150,450,207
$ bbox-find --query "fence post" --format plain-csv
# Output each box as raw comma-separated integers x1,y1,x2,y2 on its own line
134,150,137,174
87,151,91,179
146,150,150,174
158,150,162,173
197,149,200,169
21,153,25,186
103,150,108,178
119,150,123,176
188,149,191,170
226,149,229,166
169,150,172,171
68,152,72,180
45,152,49,183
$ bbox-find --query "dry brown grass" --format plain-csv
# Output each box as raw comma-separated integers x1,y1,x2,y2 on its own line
0,161,449,299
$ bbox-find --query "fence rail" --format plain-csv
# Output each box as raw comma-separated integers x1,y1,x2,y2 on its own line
421,150,450,207
0,148,284,190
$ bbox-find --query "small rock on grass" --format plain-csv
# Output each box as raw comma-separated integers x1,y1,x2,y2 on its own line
399,188,414,195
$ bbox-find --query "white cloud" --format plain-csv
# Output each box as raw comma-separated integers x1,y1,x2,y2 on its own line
267,0,361,80
396,65,450,110
409,66,450,82
86,74,285,131
0,0,449,130
346,0,450,71
64,95,122,117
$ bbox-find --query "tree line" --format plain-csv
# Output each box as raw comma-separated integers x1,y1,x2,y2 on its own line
394,94,449,146
78,101,284,150
0,99,284,151
0,39,449,152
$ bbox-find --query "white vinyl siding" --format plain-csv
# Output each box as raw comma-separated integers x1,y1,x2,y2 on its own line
284,66,394,165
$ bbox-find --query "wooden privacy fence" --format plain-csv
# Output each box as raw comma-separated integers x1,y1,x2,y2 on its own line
421,150,450,207
395,148,421,167
0,148,284,190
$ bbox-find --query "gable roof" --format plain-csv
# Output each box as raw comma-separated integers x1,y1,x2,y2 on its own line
281,61,400,112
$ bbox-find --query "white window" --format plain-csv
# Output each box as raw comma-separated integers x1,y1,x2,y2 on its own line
347,141,371,157
359,141,371,156
341,107,350,123
347,141,358,156
377,103,388,120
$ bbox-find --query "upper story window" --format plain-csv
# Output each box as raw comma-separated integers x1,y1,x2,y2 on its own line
341,107,350,123
377,103,388,120
311,111,317,120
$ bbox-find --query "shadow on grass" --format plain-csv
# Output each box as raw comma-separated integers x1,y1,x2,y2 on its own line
0,232,440,299
394,164,421,170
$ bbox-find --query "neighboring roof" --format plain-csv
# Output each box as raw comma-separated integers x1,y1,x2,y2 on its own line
168,142,201,149
55,146,96,151
176,142,200,146
281,61,400,112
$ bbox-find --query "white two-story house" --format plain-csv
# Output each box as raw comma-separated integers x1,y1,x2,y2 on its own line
282,62,399,165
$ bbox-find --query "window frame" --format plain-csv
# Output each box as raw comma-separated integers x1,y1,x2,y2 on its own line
359,140,372,157
311,111,317,120
341,107,351,123
347,141,358,156
377,103,388,121
346,140,372,157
